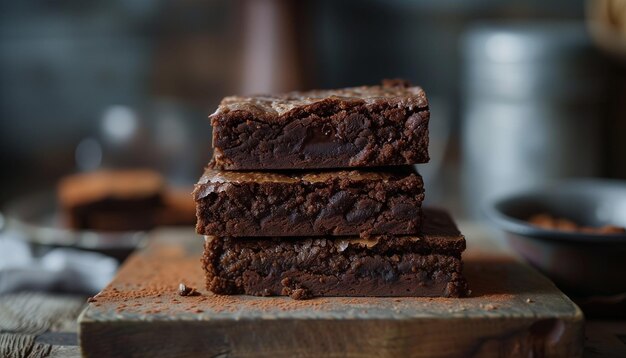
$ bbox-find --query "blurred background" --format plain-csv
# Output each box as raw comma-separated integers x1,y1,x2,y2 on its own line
0,0,625,217
1,1,626,340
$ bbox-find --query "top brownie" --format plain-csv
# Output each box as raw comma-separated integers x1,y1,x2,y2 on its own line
211,79,430,170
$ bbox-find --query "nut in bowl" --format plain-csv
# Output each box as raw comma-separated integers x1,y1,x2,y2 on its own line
485,179,626,298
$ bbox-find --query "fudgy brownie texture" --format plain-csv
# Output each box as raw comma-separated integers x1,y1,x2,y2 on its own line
211,79,429,170
203,208,468,299
194,164,424,237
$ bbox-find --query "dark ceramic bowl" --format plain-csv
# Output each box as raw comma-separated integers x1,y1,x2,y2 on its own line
485,179,626,297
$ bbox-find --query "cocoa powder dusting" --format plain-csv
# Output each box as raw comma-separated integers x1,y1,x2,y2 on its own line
89,242,543,317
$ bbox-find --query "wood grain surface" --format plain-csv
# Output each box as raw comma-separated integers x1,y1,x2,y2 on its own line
0,293,84,358
79,229,585,358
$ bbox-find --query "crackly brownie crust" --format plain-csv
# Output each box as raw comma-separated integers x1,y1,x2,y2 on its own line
202,208,468,299
193,165,424,237
210,80,430,170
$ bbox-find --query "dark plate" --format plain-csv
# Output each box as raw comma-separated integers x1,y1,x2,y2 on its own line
487,179,626,241
485,179,626,298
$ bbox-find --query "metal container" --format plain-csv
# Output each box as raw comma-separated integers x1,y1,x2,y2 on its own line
461,21,609,217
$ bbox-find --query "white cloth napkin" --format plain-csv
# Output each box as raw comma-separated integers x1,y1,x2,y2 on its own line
0,229,118,295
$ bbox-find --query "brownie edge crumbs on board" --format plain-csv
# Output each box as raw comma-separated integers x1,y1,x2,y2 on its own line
202,208,468,299
210,79,430,170
193,164,425,237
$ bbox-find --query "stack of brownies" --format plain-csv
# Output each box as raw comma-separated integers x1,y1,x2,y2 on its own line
194,80,468,299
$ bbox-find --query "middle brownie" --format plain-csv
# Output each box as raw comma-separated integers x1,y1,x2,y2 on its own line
194,165,424,237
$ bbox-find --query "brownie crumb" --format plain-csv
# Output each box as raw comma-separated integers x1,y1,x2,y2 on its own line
178,283,199,297
280,278,313,300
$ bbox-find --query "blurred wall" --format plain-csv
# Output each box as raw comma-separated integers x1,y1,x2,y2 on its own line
1,0,607,214
0,1,238,202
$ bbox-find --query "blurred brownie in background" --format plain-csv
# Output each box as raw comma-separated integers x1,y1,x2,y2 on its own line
157,187,198,227
58,170,164,231
58,170,196,232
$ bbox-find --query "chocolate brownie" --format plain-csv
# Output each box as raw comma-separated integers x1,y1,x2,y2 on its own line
193,164,424,237
211,79,429,169
202,208,468,299
156,187,197,227
58,170,164,231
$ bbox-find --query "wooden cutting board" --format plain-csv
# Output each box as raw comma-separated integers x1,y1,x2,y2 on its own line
78,228,584,358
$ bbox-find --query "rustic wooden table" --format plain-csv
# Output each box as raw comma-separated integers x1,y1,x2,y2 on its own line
1,224,625,357
0,292,83,358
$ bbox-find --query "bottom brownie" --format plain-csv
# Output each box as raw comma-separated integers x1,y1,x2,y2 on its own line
202,208,468,299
